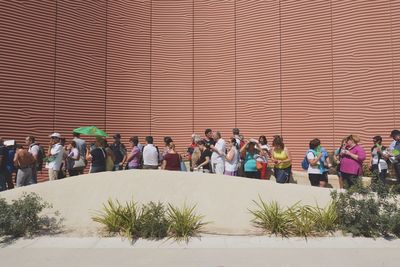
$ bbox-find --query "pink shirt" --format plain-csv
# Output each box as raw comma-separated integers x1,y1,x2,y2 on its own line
340,145,366,176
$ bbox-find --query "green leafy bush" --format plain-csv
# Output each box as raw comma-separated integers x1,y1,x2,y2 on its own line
0,193,61,237
250,198,338,238
332,180,400,238
167,203,206,242
138,202,169,239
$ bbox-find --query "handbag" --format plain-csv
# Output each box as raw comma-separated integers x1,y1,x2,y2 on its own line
256,160,263,170
73,158,86,169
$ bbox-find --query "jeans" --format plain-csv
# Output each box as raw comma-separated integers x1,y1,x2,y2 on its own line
274,166,291,183
113,164,123,171
16,168,33,187
245,171,259,179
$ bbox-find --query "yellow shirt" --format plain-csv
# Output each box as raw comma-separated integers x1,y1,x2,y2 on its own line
273,149,291,169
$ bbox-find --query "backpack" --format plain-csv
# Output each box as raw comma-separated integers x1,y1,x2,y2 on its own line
301,149,315,170
36,144,45,171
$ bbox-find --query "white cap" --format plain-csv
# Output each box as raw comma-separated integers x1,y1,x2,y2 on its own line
50,133,61,138
4,140,15,147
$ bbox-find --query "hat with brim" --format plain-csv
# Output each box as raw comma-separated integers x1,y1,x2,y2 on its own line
50,133,61,139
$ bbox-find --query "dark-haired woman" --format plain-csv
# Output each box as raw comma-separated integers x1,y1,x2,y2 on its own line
224,138,239,176
126,136,141,169
161,143,181,171
369,135,388,184
271,135,292,183
240,139,259,179
258,135,270,179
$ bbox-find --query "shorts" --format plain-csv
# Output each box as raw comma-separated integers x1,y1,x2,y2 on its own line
308,173,324,187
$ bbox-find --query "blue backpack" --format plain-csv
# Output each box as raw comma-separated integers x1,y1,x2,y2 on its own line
301,149,315,170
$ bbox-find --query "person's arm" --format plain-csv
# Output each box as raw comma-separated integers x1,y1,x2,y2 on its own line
85,147,92,161
120,146,127,166
240,141,249,154
161,159,167,170
12,150,18,166
344,146,366,162
308,152,322,166
197,156,210,169
225,148,235,161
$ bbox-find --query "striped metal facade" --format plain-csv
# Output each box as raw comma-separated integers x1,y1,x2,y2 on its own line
0,0,399,182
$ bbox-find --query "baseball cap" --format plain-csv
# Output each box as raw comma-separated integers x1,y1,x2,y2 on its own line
50,133,61,138
390,130,400,137
113,133,121,139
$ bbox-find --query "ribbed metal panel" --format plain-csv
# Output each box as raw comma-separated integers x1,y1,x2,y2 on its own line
0,1,55,148
281,1,334,168
390,1,400,130
106,0,151,143
193,0,236,139
54,0,107,137
236,0,281,142
332,1,394,149
151,0,193,151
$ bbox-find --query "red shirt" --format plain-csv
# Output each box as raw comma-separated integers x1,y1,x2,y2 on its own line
164,153,181,171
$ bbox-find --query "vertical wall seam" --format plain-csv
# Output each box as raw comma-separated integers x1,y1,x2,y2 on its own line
192,0,195,134
330,0,335,147
104,0,108,130
389,0,396,129
52,0,58,132
149,0,152,135
234,0,237,128
278,0,283,136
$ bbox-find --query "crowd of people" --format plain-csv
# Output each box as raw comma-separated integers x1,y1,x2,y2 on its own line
0,128,399,192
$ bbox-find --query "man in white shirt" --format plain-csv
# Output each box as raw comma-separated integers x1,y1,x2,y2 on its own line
142,136,159,170
25,136,40,184
210,131,226,175
47,133,64,181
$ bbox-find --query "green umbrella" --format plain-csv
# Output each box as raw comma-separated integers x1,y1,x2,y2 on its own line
73,126,109,137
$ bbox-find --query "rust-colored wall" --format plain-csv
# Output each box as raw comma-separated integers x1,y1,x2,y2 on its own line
1,0,399,181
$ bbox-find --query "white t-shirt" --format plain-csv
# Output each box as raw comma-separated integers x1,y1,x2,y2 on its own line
28,144,39,158
211,138,226,164
143,144,159,166
307,151,321,174
48,143,64,171
225,147,239,172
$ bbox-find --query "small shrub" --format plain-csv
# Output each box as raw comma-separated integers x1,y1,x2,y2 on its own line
331,181,400,238
92,199,141,239
138,202,169,239
0,193,61,237
167,203,206,242
310,202,338,233
250,199,292,237
250,198,338,238
287,205,316,238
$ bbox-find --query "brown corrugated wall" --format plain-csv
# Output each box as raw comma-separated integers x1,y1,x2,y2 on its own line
1,0,399,182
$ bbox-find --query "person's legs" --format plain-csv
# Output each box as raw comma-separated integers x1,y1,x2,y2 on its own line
319,172,328,187
308,174,320,186
31,167,37,184
245,172,259,179
16,168,32,187
5,171,14,189
393,162,400,184
0,171,7,191
379,169,388,184
214,162,224,175
48,169,58,181
341,172,359,188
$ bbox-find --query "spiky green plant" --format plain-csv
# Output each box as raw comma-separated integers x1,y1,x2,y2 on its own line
167,203,206,242
92,198,141,238
310,201,338,233
249,198,292,237
137,201,169,239
287,204,316,238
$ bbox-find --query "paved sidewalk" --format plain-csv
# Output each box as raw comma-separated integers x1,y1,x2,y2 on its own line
1,236,400,267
